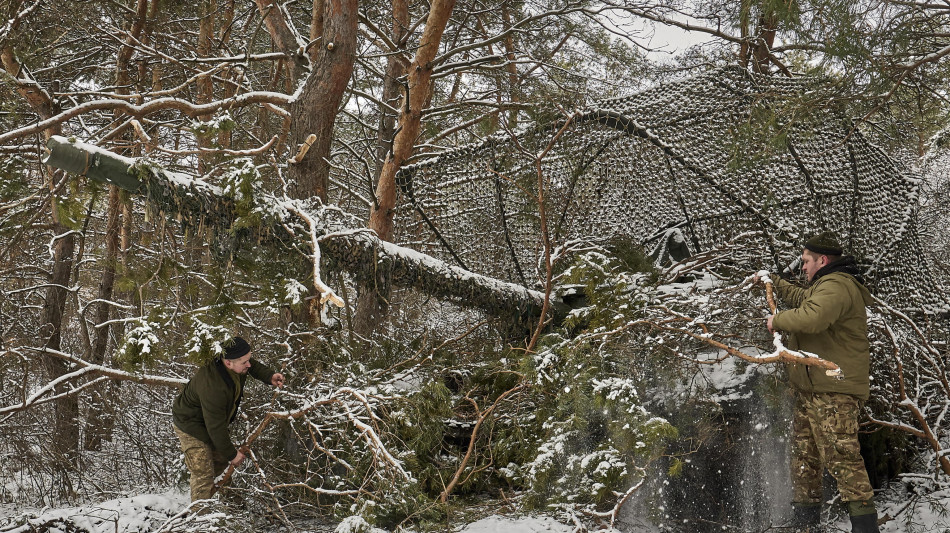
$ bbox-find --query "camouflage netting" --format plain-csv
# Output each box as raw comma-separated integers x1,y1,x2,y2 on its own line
396,66,947,313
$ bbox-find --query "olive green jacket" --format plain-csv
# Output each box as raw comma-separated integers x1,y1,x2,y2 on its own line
172,359,275,460
772,272,873,400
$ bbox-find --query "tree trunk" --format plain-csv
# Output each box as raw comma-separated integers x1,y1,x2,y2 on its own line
2,42,81,473
355,0,457,334
83,188,122,451
218,0,237,149
738,1,778,74
83,0,151,451
375,0,409,173
40,216,79,472
286,0,357,202
501,6,520,128
752,12,778,74
255,0,307,82
196,0,217,174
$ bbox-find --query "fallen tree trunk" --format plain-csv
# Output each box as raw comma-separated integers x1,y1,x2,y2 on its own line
43,136,550,320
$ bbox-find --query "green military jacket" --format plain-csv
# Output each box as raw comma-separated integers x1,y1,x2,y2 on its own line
772,269,874,400
172,358,275,460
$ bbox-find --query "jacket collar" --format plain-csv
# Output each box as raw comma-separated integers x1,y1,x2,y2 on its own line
812,255,865,286
214,359,235,390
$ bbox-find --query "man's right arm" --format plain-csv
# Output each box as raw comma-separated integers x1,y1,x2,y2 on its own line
772,279,848,335
772,278,806,308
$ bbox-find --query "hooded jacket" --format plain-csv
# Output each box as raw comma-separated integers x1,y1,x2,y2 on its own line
771,257,874,400
172,358,275,460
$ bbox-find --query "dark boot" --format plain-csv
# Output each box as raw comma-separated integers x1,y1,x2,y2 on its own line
849,512,880,533
848,500,880,533
791,503,821,532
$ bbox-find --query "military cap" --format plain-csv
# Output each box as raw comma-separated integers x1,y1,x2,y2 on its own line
804,231,843,256
223,336,251,359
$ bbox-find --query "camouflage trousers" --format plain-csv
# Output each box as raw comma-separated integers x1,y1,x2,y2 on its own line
791,392,874,504
174,425,230,502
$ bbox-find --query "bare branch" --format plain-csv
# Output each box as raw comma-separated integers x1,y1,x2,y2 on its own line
0,92,294,144
0,0,42,43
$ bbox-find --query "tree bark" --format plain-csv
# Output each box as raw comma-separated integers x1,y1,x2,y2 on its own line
355,0,457,334
369,0,456,242
82,0,151,451
375,0,409,173
196,0,217,174
251,0,357,330
83,188,122,451
40,217,79,470
255,0,307,81
2,41,80,471
501,6,520,128
287,0,357,202
218,0,237,149
738,0,778,74
752,12,778,74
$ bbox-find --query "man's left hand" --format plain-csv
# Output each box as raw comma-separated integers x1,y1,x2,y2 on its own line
271,373,286,388
767,315,775,333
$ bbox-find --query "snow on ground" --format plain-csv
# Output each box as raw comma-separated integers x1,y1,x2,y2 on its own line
455,516,576,532
2,487,950,532
860,491,950,533
0,499,580,533
0,491,189,533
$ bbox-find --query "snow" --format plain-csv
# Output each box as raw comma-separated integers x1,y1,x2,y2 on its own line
318,228,547,309
654,272,723,297
48,135,137,168
0,491,190,533
838,493,950,532
335,515,387,533
455,516,576,533
697,349,763,402
3,487,950,532
284,277,309,305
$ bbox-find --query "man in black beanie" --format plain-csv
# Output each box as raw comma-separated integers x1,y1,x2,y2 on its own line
759,232,879,533
172,336,285,503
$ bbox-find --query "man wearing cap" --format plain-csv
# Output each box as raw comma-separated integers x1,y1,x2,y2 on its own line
172,336,285,503
762,232,878,533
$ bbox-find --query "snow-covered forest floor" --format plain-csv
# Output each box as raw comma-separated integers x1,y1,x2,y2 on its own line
3,482,950,532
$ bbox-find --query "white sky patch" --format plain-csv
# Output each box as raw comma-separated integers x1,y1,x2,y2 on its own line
596,10,717,62
640,20,715,59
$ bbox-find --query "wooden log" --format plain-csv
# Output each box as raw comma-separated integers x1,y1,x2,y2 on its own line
43,136,553,319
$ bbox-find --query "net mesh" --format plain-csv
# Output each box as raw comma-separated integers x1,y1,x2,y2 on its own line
395,66,944,312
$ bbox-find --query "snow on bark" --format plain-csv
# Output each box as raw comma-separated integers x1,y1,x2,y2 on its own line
42,135,549,318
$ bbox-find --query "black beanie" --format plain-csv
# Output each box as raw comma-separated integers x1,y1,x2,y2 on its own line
804,231,843,256
223,336,251,359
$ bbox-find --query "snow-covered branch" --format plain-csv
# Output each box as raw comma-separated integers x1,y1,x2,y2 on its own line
0,92,293,144
41,137,552,319
213,385,411,497
24,346,188,388
0,0,42,42
281,200,345,311
876,322,950,476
